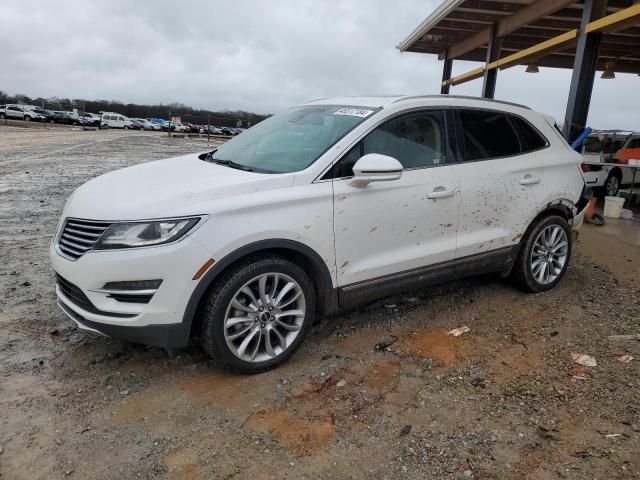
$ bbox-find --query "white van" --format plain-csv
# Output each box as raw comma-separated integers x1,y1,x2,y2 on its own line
101,112,133,129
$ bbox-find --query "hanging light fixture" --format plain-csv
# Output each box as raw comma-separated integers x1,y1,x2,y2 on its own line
525,63,539,73
601,62,616,79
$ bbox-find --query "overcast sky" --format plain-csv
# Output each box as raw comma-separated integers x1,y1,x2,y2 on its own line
1,0,637,129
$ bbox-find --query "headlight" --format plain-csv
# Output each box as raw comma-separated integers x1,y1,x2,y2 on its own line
93,217,201,250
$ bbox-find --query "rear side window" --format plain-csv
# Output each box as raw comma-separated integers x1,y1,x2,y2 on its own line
510,116,547,152
459,110,521,160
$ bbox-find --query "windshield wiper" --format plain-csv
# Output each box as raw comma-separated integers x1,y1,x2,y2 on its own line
210,159,255,172
201,151,254,172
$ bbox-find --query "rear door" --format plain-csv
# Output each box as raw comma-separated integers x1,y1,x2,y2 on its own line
454,108,548,258
330,109,462,287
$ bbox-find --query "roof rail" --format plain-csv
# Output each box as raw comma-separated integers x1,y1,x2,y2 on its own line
392,95,531,110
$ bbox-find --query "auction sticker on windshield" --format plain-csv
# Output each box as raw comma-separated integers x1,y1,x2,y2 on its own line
333,108,374,118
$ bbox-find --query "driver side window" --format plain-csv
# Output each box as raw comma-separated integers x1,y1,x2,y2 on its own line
327,110,446,178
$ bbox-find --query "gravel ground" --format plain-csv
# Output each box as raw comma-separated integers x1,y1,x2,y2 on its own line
1,127,639,480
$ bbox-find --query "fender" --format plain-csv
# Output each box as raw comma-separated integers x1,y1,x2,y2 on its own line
181,239,335,334
504,185,587,277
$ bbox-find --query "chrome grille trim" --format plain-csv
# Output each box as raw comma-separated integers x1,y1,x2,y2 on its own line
58,218,111,260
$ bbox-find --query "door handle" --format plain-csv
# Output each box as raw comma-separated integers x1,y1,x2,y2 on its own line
427,187,454,200
520,175,540,185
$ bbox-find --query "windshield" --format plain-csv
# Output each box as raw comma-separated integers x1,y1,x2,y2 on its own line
209,105,377,173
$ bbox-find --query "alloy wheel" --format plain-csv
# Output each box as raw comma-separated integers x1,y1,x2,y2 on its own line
223,273,306,363
530,225,569,285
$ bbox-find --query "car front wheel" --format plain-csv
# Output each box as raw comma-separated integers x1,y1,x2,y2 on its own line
200,255,315,372
510,215,572,292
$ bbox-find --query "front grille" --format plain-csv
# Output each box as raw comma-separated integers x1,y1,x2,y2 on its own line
58,218,111,260
55,274,134,318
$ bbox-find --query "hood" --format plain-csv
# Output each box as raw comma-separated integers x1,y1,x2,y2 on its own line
64,153,294,220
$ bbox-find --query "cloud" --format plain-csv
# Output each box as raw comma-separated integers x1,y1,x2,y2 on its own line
0,0,636,129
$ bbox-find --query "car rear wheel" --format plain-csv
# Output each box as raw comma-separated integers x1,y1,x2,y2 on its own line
24,116,31,121
604,172,621,197
200,255,315,372
510,215,572,292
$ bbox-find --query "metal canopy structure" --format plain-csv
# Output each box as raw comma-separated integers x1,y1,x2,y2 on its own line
397,0,640,141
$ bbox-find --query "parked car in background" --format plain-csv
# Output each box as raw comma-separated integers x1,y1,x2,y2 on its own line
129,119,147,130
148,118,167,128
1,104,45,121
200,125,223,135
101,113,133,129
145,119,162,131
51,95,588,372
161,122,189,133
581,130,640,196
219,127,235,136
26,107,55,123
52,111,80,125
78,113,101,127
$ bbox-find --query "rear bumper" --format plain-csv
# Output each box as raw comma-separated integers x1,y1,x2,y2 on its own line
572,183,590,231
57,298,191,348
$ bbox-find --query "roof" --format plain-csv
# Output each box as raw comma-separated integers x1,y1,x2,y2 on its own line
398,0,640,74
304,94,533,111
303,96,405,108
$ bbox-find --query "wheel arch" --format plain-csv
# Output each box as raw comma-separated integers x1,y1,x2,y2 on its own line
183,239,336,341
503,200,575,277
608,166,623,180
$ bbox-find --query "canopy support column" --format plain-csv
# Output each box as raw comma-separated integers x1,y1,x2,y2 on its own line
481,23,500,99
441,50,453,94
563,0,607,142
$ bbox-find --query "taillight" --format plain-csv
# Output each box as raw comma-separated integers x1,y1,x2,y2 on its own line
580,162,589,173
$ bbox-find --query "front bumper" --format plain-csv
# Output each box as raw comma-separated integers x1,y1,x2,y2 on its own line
50,235,213,348
57,299,192,347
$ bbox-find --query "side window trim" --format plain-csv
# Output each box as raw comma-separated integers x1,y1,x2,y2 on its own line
322,107,455,181
453,107,550,163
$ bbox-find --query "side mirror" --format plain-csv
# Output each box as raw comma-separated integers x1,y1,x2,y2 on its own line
349,153,403,187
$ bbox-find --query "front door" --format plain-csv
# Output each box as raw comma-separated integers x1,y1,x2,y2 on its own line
330,109,461,287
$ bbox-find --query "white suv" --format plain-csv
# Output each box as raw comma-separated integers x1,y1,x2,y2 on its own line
51,96,588,372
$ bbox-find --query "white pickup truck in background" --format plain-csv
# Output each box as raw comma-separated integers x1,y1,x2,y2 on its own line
581,130,640,196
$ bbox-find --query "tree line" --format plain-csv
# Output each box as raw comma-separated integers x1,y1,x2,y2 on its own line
0,91,270,128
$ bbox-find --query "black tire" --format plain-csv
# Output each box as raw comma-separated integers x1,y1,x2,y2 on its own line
200,255,315,373
603,171,621,197
510,215,572,293
0,113,4,119
24,115,31,122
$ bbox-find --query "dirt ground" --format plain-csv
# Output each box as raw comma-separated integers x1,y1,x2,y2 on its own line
1,127,639,480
